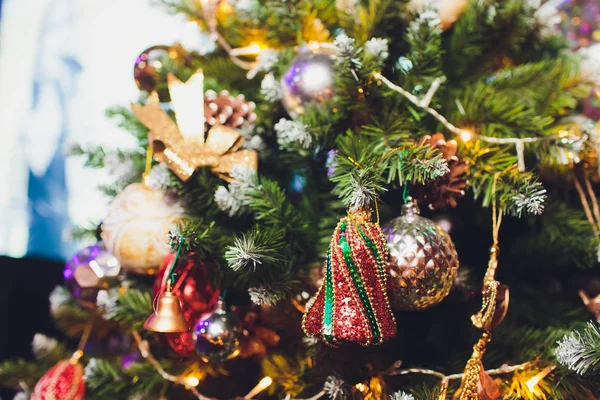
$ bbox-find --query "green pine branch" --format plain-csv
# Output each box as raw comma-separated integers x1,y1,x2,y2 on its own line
104,289,153,331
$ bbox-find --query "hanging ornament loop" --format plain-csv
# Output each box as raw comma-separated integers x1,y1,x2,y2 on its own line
166,236,185,289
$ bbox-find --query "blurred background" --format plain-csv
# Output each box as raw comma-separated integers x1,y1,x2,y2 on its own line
0,0,216,261
0,1,216,396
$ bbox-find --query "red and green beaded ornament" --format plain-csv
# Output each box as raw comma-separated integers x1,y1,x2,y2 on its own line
302,208,397,346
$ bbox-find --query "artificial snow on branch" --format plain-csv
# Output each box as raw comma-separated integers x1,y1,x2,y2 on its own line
389,391,415,400
275,118,313,149
261,73,282,102
144,163,172,190
364,38,389,63
214,166,259,217
248,286,282,307
49,286,71,314
556,322,600,375
31,334,58,359
323,375,349,400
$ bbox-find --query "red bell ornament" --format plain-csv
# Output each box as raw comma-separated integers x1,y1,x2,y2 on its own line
153,253,219,356
303,208,397,346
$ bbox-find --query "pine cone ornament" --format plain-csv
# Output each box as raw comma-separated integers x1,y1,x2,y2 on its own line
204,90,257,132
417,133,468,210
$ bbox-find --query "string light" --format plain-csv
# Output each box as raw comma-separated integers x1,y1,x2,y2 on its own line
354,383,367,392
373,72,585,172
460,130,472,142
230,44,263,56
525,365,554,393
243,376,273,399
185,376,200,387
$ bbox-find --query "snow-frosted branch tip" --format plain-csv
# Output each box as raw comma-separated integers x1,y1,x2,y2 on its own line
578,44,600,86
261,73,281,102
215,186,244,217
248,286,281,307
225,234,279,272
83,358,101,382
334,34,355,51
96,289,119,311
144,163,171,190
556,322,600,375
244,135,266,151
390,391,415,400
32,334,58,358
324,376,349,400
349,182,378,210
364,38,389,62
417,10,441,27
167,224,185,249
415,158,450,178
49,286,71,313
513,187,546,216
256,49,279,72
230,164,257,183
275,118,312,149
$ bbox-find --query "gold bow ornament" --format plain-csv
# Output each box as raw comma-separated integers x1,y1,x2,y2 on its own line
131,71,257,182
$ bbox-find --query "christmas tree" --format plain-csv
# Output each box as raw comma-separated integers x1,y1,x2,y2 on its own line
3,0,600,398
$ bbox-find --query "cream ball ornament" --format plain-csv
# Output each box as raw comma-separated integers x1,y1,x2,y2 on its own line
101,183,184,274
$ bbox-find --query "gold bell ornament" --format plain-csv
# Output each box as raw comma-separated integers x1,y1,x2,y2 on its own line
144,284,189,333
144,240,189,333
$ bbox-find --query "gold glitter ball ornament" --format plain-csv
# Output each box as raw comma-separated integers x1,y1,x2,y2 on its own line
101,183,184,275
382,199,459,310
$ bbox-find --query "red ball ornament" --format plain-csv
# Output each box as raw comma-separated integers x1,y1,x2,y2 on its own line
153,253,219,356
31,360,85,400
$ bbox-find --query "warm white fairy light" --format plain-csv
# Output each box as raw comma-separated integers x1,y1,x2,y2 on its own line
460,130,472,141
525,365,555,392
243,376,273,399
230,44,262,56
185,376,200,387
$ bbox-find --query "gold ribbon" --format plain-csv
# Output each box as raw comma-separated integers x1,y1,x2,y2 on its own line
131,72,257,182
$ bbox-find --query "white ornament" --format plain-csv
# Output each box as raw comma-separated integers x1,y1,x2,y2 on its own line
101,183,184,274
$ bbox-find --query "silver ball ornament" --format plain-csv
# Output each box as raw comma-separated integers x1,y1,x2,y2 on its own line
193,299,241,362
382,199,459,311
280,44,336,117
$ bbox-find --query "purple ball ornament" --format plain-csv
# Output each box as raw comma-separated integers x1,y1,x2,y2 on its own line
64,242,121,304
280,44,337,117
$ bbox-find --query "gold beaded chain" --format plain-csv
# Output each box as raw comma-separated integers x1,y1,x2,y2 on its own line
458,173,504,400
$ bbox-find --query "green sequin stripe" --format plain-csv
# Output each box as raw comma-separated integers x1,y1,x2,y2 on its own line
339,222,380,343
322,248,334,344
358,225,387,276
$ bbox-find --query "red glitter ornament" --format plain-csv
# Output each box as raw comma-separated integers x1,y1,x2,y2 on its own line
31,360,85,400
302,209,397,346
153,253,219,356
